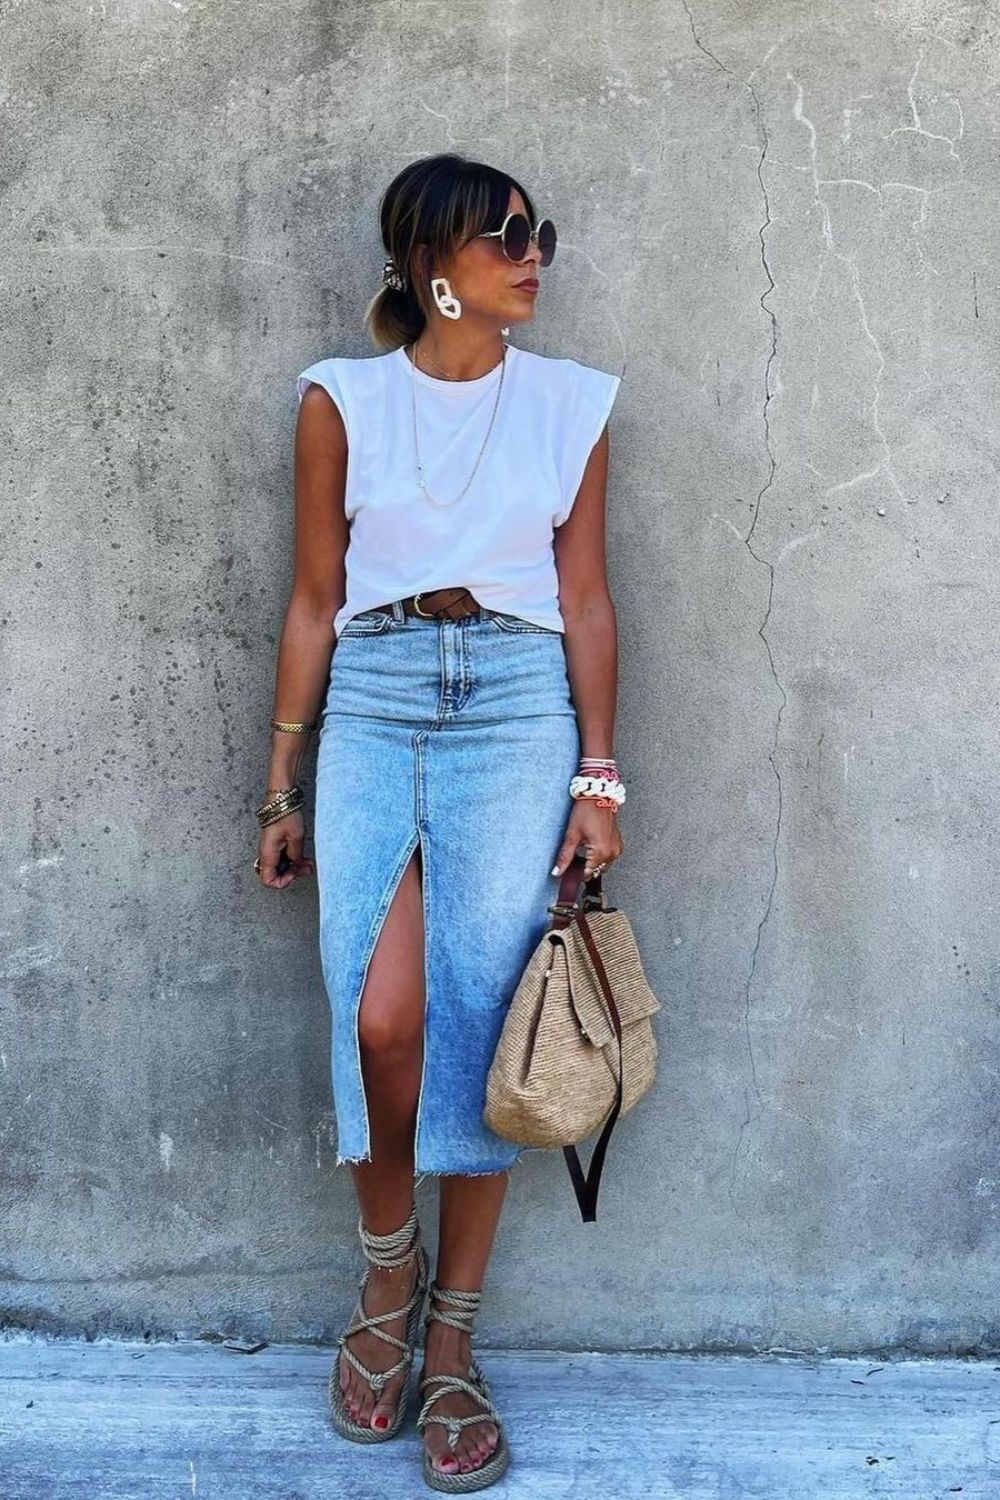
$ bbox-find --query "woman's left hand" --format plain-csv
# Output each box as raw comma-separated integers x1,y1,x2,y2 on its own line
551,799,624,881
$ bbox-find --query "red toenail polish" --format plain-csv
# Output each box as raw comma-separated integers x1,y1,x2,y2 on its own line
373,1416,388,1429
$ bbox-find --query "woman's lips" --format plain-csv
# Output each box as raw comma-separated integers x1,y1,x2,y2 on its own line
514,281,539,292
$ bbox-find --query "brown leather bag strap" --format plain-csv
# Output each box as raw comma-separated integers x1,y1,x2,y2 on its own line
545,853,625,1221
561,908,625,1223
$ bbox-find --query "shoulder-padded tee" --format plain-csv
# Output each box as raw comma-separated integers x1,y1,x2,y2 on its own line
296,342,621,639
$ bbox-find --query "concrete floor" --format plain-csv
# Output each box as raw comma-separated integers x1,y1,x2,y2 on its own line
1,1337,998,1499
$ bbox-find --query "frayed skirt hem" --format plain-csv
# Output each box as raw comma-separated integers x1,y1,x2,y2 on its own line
334,1150,525,1176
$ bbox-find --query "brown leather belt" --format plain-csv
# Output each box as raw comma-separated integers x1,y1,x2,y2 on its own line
372,587,483,622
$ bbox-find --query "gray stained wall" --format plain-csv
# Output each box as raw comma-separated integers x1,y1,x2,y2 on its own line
3,3,1000,1352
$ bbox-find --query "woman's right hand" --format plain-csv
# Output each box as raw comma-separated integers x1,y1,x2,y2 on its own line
256,811,315,890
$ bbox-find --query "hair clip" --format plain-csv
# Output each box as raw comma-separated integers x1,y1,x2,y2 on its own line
382,257,405,291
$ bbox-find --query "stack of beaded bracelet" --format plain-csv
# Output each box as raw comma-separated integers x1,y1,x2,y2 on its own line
570,757,626,812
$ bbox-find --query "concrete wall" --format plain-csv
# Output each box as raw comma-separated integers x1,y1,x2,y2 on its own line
4,2,1000,1353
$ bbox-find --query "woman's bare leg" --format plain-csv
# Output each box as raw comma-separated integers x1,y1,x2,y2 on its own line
420,1170,511,1477
339,843,426,1432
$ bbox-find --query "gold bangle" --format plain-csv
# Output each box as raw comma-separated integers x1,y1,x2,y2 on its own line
256,786,305,828
271,719,315,734
257,785,304,810
258,805,304,829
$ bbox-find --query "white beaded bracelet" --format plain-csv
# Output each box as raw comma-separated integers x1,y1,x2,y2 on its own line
569,773,626,806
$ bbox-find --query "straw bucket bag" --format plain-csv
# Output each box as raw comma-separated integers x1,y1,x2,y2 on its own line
484,853,661,1221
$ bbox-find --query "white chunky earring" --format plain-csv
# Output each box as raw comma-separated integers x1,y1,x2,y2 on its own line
431,276,462,319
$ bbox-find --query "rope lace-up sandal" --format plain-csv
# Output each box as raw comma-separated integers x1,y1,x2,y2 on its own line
328,1201,429,1443
416,1281,511,1491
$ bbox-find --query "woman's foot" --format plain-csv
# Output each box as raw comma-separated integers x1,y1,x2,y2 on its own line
418,1317,500,1477
339,1253,421,1430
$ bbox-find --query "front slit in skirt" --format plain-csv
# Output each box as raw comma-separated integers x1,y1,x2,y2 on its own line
313,599,581,1175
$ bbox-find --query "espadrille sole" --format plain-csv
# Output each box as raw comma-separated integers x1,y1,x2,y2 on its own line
328,1243,429,1443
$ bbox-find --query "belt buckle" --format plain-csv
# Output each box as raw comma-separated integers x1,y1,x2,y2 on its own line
413,589,478,619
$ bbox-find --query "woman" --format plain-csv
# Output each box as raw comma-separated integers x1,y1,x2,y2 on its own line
255,153,626,1491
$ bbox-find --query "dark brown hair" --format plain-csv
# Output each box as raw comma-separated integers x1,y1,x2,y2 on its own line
364,153,539,350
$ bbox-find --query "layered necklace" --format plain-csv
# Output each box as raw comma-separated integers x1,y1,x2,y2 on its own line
406,339,508,508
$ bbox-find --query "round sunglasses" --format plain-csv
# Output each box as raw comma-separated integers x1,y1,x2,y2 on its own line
476,211,557,266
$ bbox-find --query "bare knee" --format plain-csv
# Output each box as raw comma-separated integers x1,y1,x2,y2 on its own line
358,995,423,1061
357,846,425,1065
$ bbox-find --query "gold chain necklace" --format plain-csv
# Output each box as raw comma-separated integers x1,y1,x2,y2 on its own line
406,340,508,509
418,349,456,379
412,339,505,381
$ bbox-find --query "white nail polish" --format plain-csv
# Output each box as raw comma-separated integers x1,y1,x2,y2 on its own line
551,865,560,875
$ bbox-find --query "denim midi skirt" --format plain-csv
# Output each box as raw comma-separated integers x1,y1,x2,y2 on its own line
314,600,581,1175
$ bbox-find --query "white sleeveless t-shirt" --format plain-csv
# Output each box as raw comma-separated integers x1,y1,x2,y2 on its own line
296,342,621,639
